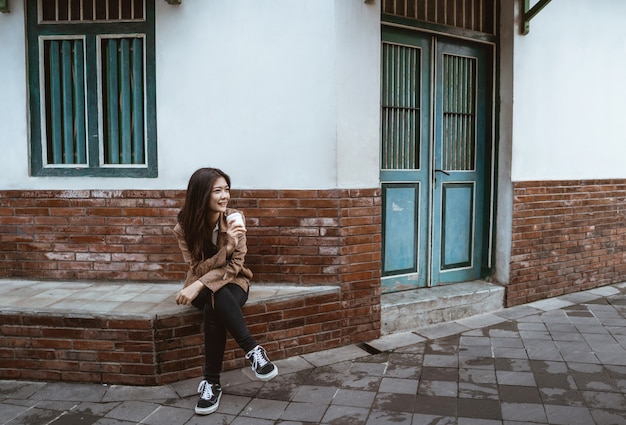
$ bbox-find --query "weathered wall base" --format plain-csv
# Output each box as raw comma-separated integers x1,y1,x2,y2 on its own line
0,188,382,384
508,179,626,306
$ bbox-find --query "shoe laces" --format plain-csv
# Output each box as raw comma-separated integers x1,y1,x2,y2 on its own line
197,380,214,400
246,345,269,369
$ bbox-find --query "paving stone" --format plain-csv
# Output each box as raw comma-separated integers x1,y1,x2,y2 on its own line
101,385,178,402
589,408,626,425
30,383,106,403
534,372,576,389
321,405,369,424
412,395,457,416
350,362,387,376
378,378,418,395
456,418,501,425
459,368,497,384
544,405,593,425
457,397,501,420
366,332,425,352
292,385,337,404
280,401,328,422
48,412,101,425
366,409,413,425
0,381,47,401
341,374,382,391
457,382,499,399
141,405,194,425
527,298,574,311
495,305,541,320
104,401,160,423
538,387,586,406
4,407,62,425
418,380,457,397
422,355,458,368
491,346,528,359
301,345,368,367
420,367,458,381
72,402,122,417
529,360,569,374
581,390,626,410
491,336,524,348
411,413,456,424
417,323,469,340
92,418,136,425
383,364,421,379
387,352,424,367
331,389,376,408
500,402,547,423
526,347,564,361
183,412,236,425
230,417,275,425
495,371,536,387
0,403,32,423
254,374,303,401
494,358,532,372
239,398,288,420
498,385,542,403
373,392,416,413
457,345,494,358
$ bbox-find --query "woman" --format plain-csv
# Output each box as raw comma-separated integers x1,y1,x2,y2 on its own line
173,167,277,415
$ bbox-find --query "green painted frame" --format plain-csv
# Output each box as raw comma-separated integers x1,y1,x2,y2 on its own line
26,0,157,178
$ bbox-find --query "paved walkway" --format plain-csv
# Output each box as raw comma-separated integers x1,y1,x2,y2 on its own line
2,283,626,425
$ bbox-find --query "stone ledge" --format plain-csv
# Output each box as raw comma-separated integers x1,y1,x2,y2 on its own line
0,279,341,385
0,279,339,318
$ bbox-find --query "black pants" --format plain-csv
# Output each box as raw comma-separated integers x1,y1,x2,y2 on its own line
196,283,257,385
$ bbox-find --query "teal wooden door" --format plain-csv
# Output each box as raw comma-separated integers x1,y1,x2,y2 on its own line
381,29,492,292
432,39,491,284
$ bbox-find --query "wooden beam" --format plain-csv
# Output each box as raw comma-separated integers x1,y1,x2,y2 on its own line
522,0,552,35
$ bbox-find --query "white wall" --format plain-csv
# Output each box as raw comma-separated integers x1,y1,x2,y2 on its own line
0,0,380,191
335,0,380,189
512,0,626,182
0,2,29,187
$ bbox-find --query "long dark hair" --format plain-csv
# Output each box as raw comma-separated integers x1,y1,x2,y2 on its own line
178,167,231,261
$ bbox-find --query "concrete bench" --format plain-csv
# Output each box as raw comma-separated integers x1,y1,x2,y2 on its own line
0,280,340,385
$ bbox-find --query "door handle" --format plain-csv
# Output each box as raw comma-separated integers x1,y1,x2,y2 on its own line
434,169,450,176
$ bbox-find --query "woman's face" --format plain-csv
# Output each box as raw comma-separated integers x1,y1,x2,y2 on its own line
208,176,230,213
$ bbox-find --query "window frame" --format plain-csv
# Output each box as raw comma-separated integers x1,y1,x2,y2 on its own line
26,0,157,177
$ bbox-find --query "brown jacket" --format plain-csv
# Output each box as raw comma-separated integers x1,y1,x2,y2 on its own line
172,208,253,294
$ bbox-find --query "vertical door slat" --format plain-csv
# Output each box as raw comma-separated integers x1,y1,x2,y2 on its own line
49,41,63,164
61,40,75,164
73,39,87,163
106,38,120,164
119,38,132,164
132,38,144,164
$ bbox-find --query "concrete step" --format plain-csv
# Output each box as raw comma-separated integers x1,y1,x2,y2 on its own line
381,280,505,334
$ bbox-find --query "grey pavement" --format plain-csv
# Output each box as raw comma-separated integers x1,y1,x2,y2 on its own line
2,282,626,425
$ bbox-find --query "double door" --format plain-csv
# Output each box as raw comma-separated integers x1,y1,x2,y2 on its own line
381,28,493,292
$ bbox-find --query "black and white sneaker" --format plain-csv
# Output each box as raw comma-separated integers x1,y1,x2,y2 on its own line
195,380,221,415
245,345,278,381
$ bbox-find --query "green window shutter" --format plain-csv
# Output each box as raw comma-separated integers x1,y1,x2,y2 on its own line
43,38,87,165
26,0,157,177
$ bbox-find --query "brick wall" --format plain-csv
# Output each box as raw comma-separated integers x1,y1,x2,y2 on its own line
0,188,382,369
0,287,345,385
509,179,626,307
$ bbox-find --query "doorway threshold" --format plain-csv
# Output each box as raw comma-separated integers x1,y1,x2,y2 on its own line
381,280,504,334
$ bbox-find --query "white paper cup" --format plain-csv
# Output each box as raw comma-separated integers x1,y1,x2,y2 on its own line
226,212,245,229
